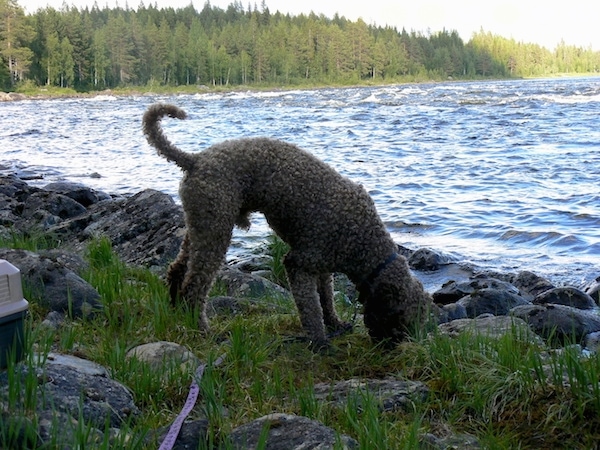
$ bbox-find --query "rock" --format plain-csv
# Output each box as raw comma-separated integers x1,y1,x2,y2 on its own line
125,341,200,374
40,311,66,330
0,174,38,200
22,191,87,226
9,92,26,101
436,315,542,343
457,288,529,318
312,378,429,413
228,413,358,449
0,195,21,231
43,181,111,207
216,266,292,301
408,248,453,271
510,304,600,344
0,176,95,233
583,276,600,304
0,181,185,273
533,287,597,310
509,270,555,301
206,296,289,318
76,189,185,270
229,254,273,273
153,419,209,450
0,248,102,318
40,248,91,274
36,409,104,448
0,353,140,447
47,188,185,271
584,331,600,353
0,92,26,102
432,276,520,305
0,353,140,429
437,303,468,323
420,431,481,449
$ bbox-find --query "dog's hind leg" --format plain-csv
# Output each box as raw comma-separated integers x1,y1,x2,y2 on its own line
178,186,239,332
167,232,190,305
181,229,231,332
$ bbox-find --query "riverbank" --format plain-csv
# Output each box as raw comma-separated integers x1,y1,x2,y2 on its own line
3,72,600,104
0,76,516,102
2,174,600,448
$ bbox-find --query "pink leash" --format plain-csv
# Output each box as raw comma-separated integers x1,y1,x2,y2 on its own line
159,354,226,450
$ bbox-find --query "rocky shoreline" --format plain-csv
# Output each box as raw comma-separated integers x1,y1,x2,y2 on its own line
0,173,599,448
0,91,111,102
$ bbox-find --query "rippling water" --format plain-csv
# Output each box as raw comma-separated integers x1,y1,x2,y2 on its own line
1,78,599,286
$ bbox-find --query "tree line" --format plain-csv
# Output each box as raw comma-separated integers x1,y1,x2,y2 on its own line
1,0,599,91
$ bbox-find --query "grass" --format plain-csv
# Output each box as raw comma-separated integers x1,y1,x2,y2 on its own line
2,233,600,448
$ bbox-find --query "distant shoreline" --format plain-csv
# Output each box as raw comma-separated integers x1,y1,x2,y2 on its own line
1,73,599,103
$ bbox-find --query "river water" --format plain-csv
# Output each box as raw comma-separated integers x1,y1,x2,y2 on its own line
1,78,599,287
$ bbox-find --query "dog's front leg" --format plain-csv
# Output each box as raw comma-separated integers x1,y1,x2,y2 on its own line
285,264,328,348
317,273,351,334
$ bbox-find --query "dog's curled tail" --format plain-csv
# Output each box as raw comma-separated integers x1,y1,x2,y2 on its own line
143,103,195,172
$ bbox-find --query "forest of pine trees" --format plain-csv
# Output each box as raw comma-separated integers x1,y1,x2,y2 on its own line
1,0,599,92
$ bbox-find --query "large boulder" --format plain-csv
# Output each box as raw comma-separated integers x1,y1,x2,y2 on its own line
228,413,358,449
0,176,185,273
511,304,600,344
408,248,454,272
0,175,110,234
0,175,40,234
21,191,87,226
43,182,111,207
0,248,102,317
0,353,140,448
436,315,542,343
216,266,292,301
432,276,520,305
457,288,529,318
509,270,555,301
58,189,185,271
533,287,597,310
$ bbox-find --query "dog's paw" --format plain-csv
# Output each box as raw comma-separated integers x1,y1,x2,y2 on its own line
327,321,353,339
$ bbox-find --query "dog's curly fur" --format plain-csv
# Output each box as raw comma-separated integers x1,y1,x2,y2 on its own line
143,103,432,347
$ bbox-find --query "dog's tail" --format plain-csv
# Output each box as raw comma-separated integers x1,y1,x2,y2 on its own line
142,103,196,172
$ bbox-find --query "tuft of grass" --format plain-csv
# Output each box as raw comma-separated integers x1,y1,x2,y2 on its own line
2,235,600,448
0,229,61,251
265,234,290,288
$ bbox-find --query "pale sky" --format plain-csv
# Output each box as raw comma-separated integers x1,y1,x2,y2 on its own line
21,0,600,51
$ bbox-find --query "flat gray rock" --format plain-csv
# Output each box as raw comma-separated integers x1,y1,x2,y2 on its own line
228,413,358,449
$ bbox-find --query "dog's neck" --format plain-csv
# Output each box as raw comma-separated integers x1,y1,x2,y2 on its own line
356,252,399,294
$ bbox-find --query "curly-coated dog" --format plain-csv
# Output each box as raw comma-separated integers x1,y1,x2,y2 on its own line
143,103,432,347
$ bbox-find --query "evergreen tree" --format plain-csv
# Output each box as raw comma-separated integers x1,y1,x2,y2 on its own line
6,0,599,91
0,0,34,85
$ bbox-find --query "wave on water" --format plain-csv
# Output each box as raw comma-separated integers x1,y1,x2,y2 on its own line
1,77,599,286
89,94,118,102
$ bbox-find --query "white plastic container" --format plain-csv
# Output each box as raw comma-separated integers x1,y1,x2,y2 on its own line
0,260,29,369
